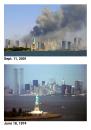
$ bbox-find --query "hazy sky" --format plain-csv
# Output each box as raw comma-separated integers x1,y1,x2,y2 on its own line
4,64,87,89
4,4,60,39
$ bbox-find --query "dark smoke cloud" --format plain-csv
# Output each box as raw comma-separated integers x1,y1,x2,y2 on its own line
61,5,86,29
31,5,86,36
22,5,87,50
36,8,63,34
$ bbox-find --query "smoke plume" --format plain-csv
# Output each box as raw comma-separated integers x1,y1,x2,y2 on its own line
22,5,87,49
31,5,86,36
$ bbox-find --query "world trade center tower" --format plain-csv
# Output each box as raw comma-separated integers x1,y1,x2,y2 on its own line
13,68,24,95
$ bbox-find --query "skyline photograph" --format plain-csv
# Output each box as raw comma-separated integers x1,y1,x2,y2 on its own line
0,0,90,130
4,64,87,90
4,4,87,56
0,0,89,129
4,64,87,121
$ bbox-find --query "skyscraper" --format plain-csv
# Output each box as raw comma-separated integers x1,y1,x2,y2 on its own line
33,80,38,87
75,80,83,94
42,81,45,86
61,85,66,95
5,39,10,48
13,68,24,95
14,68,19,95
25,84,30,91
68,41,71,50
61,41,66,50
15,40,19,47
19,68,24,94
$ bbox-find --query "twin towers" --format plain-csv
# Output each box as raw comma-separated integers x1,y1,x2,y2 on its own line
14,68,24,95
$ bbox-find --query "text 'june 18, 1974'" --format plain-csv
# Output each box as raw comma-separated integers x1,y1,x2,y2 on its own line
4,121,27,125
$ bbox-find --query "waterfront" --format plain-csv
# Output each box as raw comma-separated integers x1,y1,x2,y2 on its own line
4,95,87,121
4,50,87,56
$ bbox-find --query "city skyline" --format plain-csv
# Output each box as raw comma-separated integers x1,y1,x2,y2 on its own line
4,64,87,90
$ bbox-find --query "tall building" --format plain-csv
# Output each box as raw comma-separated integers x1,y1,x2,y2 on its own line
25,84,30,91
74,37,77,50
4,86,13,96
42,81,45,86
65,85,72,95
67,41,71,50
24,41,28,48
71,86,75,95
25,84,30,94
19,68,24,94
61,85,66,95
75,80,83,94
41,42,45,49
61,84,72,95
33,80,39,95
14,68,19,95
78,37,82,50
62,41,66,50
74,37,82,50
13,68,24,95
5,39,11,48
61,41,72,50
55,85,61,94
15,40,19,47
33,80,38,87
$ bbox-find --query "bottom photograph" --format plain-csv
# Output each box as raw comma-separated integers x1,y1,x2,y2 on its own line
4,64,87,121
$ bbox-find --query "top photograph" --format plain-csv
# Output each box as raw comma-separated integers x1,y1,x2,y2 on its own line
4,4,87,56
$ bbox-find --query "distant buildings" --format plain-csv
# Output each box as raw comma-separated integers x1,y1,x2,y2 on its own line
14,68,19,95
5,39,10,48
5,78,84,96
4,86,13,96
74,80,83,95
5,67,85,96
25,84,30,91
42,81,45,86
61,80,83,95
61,41,66,50
15,40,19,47
20,68,24,94
65,85,72,95
5,39,14,48
25,84,30,94
4,79,85,96
13,68,24,95
61,80,71,95
74,37,82,50
68,42,71,50
5,39,26,48
33,80,38,87
5,36,84,51
71,86,75,95
61,84,72,95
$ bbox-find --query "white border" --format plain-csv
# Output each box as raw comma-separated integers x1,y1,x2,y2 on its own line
3,0,88,4
0,0,90,130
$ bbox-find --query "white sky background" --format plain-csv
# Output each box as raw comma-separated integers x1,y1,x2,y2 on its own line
0,0,91,130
